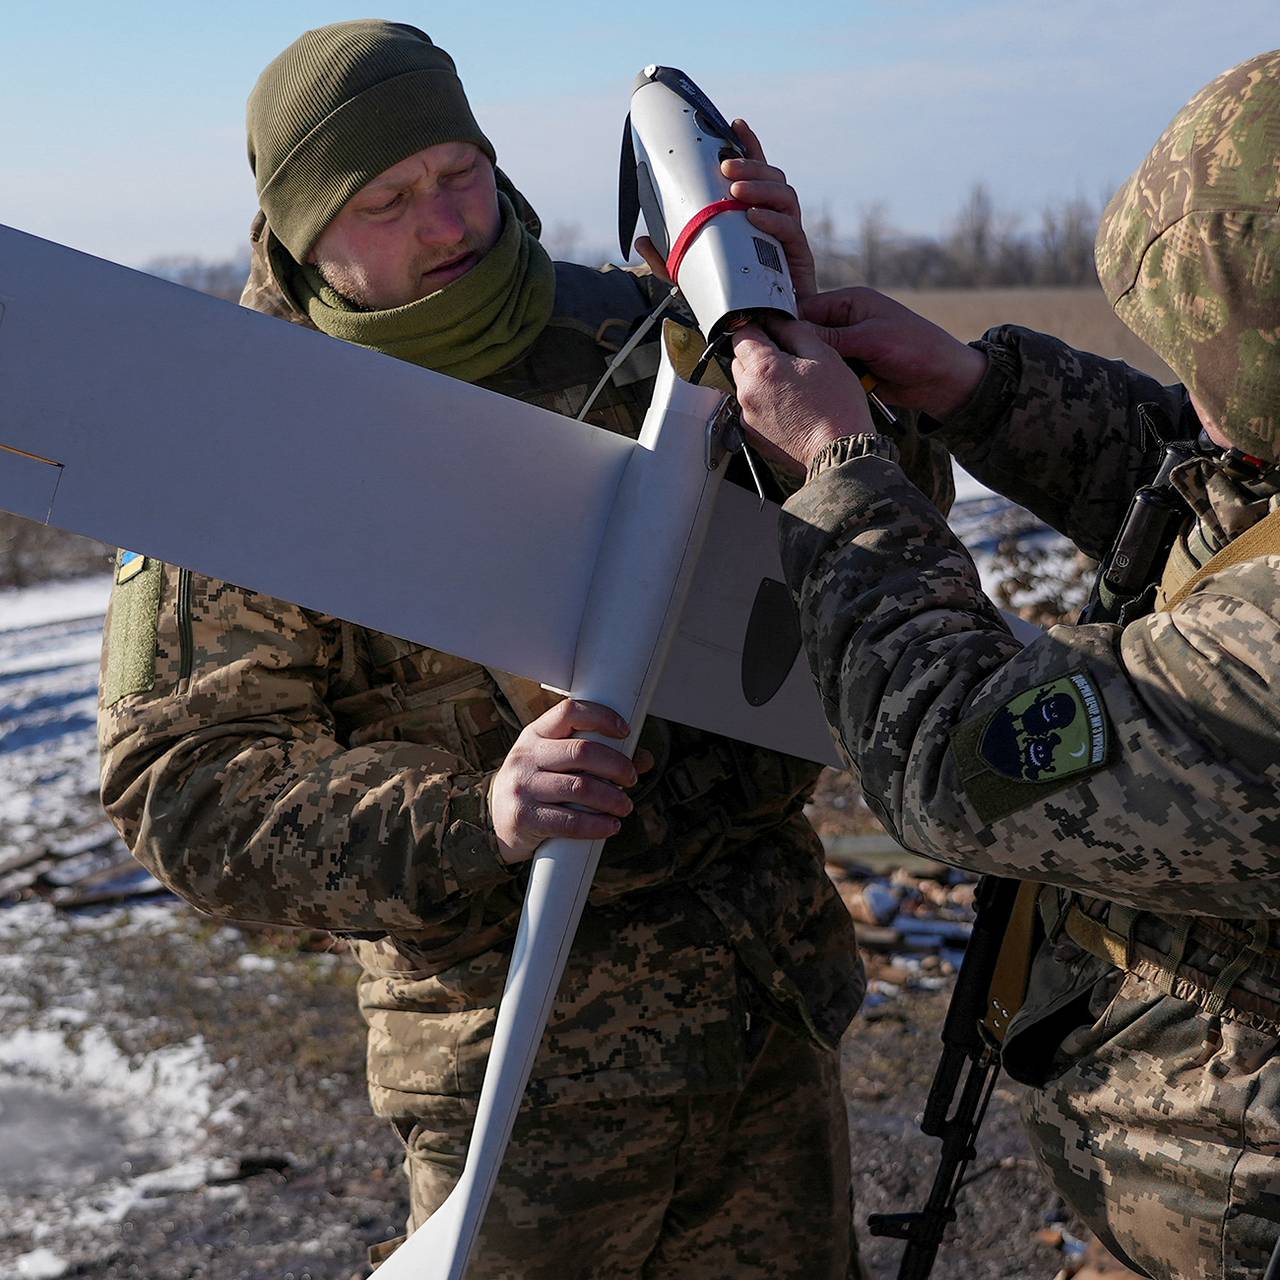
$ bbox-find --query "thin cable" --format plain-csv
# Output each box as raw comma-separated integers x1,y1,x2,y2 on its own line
688,331,769,507
575,286,678,421
688,332,728,387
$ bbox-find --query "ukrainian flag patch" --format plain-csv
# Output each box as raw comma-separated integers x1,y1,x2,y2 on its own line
117,550,146,584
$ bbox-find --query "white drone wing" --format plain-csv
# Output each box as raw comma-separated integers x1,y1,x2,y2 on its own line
657,481,837,762
0,223,839,764
0,224,628,690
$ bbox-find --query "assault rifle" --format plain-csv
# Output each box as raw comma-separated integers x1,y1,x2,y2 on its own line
868,428,1197,1279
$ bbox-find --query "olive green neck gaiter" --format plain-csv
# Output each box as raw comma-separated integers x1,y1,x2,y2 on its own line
289,193,555,382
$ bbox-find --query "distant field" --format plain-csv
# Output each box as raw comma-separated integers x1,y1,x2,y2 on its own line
888,286,1177,384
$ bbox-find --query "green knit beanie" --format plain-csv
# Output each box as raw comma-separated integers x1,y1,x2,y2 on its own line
247,20,497,262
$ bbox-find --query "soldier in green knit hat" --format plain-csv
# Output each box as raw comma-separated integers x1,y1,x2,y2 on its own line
731,49,1280,1278
99,19,959,1278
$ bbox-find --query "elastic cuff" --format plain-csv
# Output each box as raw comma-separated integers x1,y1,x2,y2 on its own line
805,432,900,483
440,773,514,894
922,339,1018,443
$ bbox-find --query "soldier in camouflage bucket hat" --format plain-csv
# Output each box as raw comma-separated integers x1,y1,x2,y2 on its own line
1096,49,1280,463
727,50,1280,1278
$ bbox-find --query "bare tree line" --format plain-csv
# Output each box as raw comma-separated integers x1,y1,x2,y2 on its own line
810,183,1102,290
146,254,253,304
145,184,1103,303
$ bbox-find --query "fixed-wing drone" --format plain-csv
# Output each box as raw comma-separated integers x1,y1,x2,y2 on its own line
2,67,859,1279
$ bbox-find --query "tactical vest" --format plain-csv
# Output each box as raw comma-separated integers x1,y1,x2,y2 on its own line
1030,504,1280,1045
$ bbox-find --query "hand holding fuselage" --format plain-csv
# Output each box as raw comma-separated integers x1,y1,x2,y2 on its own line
490,699,653,864
730,318,874,474
798,288,989,420
634,118,814,301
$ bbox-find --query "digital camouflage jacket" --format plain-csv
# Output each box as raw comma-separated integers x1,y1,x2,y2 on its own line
100,219,883,1120
781,324,1280,922
779,324,1280,1277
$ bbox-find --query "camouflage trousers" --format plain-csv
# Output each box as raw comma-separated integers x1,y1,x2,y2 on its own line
1022,971,1280,1279
388,1021,864,1279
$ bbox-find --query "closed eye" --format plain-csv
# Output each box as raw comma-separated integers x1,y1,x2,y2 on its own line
364,192,405,215
443,163,478,185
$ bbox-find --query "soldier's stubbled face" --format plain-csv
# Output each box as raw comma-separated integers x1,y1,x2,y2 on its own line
307,141,503,310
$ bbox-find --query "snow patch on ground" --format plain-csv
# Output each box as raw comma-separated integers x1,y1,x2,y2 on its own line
0,1016,231,1260
0,903,229,1270
0,899,173,942
0,575,130,880
0,1027,218,1144
0,575,113,633
13,1247,70,1278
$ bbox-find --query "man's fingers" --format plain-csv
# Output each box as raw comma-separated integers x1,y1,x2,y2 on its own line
633,235,670,281
529,806,623,842
530,772,634,819
730,325,783,397
798,287,880,330
532,736,638,787
725,177,798,217
731,118,766,163
729,323,779,368
762,316,839,361
742,209,803,248
722,161,789,190
535,698,630,741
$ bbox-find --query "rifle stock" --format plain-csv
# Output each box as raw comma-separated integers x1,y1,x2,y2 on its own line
867,876,1019,1278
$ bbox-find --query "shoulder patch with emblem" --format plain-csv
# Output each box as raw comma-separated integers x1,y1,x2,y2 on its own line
950,670,1111,825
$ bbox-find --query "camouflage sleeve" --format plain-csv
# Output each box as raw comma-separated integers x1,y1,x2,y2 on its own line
780,451,1280,919
882,407,955,516
98,563,511,934
932,326,1193,559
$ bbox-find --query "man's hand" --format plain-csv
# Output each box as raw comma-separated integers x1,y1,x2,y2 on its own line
721,119,816,301
731,318,874,475
490,699,651,864
635,119,817,302
801,288,988,421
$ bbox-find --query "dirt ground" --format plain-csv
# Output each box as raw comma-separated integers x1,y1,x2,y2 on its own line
0,894,1098,1280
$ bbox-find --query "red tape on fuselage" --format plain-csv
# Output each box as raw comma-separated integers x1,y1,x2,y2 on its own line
665,199,750,285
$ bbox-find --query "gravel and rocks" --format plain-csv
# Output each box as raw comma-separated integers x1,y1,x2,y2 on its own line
0,897,1094,1280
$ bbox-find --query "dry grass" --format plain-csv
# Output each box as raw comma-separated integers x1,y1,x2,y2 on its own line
887,285,1176,384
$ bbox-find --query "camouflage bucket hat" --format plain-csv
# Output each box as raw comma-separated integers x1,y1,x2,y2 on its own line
1095,51,1280,460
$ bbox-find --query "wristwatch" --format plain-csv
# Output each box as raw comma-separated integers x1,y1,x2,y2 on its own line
806,432,900,482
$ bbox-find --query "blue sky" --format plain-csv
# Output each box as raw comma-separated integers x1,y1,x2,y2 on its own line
0,1,1272,266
